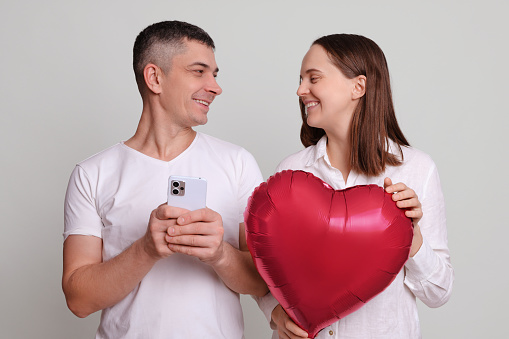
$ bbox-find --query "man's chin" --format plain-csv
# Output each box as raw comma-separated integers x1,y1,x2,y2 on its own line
191,116,208,127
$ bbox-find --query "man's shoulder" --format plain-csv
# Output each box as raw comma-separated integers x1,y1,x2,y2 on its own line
197,133,249,155
195,133,261,176
77,143,125,171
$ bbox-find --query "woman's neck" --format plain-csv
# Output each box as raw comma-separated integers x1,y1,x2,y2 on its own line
325,132,351,183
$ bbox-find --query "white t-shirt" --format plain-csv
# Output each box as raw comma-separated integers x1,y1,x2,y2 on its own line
64,132,263,339
256,135,453,339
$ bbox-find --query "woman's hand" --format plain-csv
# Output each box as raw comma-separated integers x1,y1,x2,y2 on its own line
384,178,423,257
271,304,309,339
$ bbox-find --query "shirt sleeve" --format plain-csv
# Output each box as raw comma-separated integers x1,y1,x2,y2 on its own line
253,292,280,329
237,149,264,224
63,165,103,241
403,163,454,307
275,160,288,173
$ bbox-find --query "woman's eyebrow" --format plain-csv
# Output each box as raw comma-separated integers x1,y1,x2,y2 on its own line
305,68,322,74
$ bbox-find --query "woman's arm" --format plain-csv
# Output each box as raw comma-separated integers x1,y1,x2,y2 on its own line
386,166,454,307
384,177,423,256
391,167,454,307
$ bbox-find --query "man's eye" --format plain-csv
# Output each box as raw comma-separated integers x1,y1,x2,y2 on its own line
310,77,318,83
194,70,204,74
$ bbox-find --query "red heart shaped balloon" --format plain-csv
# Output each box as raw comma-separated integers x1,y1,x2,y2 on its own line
244,170,413,338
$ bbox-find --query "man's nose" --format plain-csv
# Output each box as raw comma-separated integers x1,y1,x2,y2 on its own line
206,76,222,96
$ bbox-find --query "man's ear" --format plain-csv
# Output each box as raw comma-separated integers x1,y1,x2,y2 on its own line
143,64,163,94
352,75,366,100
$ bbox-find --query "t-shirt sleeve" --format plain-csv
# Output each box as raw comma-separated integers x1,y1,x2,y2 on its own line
63,165,103,241
237,149,264,224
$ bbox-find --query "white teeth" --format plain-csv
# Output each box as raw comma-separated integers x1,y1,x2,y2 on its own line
194,99,209,106
306,102,319,108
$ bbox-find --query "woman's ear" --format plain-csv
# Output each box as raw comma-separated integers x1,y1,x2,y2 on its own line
352,75,366,99
143,63,163,94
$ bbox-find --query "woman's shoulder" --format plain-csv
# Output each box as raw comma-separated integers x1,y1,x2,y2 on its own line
276,145,317,172
400,145,435,166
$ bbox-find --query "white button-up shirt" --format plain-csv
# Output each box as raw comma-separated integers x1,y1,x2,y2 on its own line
255,135,453,339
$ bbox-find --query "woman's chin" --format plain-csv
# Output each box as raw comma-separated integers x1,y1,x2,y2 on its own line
306,116,322,129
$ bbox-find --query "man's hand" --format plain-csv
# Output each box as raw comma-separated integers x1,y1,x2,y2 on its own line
163,208,267,296
62,203,191,317
272,304,309,339
165,208,225,266
142,203,189,260
384,177,424,257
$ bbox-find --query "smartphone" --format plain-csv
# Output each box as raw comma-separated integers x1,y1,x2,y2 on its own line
167,175,207,211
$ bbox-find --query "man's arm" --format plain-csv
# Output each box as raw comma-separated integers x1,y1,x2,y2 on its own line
215,221,268,296
62,205,185,317
166,209,268,297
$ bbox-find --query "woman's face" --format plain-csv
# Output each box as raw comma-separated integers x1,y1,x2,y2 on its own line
297,44,361,135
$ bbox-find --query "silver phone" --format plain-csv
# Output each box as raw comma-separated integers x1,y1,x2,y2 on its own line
167,175,207,211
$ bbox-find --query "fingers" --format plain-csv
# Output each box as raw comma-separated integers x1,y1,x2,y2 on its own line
384,182,423,226
284,320,309,338
273,305,309,339
167,208,223,237
405,209,423,220
385,183,419,204
165,208,225,264
177,208,221,225
395,197,421,209
154,204,190,221
166,233,225,265
165,233,214,247
392,189,417,203
167,222,221,237
385,181,410,194
278,330,291,339
144,210,178,259
383,177,393,189
143,205,220,261
149,211,178,232
166,242,222,259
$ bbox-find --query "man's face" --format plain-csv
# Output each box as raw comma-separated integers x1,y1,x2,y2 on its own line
160,39,222,127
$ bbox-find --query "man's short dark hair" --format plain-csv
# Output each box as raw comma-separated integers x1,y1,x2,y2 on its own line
133,21,215,92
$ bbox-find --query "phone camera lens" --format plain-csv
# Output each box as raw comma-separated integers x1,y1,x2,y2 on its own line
172,181,180,187
172,189,179,195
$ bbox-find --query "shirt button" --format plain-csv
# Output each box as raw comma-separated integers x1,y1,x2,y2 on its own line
329,330,334,335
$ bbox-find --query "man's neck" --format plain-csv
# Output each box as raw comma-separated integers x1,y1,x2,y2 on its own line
125,108,197,162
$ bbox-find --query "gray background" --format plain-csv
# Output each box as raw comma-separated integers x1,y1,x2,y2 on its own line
1,0,507,338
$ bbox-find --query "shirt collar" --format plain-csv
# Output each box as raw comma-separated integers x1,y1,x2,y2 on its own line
306,135,328,167
305,135,404,167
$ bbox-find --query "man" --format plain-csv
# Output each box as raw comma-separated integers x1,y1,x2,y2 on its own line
62,21,268,338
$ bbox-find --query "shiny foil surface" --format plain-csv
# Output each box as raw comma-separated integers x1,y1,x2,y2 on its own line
244,170,413,338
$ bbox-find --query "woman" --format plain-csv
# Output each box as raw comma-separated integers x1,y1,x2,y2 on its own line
258,34,453,338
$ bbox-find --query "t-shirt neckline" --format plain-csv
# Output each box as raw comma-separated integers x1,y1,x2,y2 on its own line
119,132,201,165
